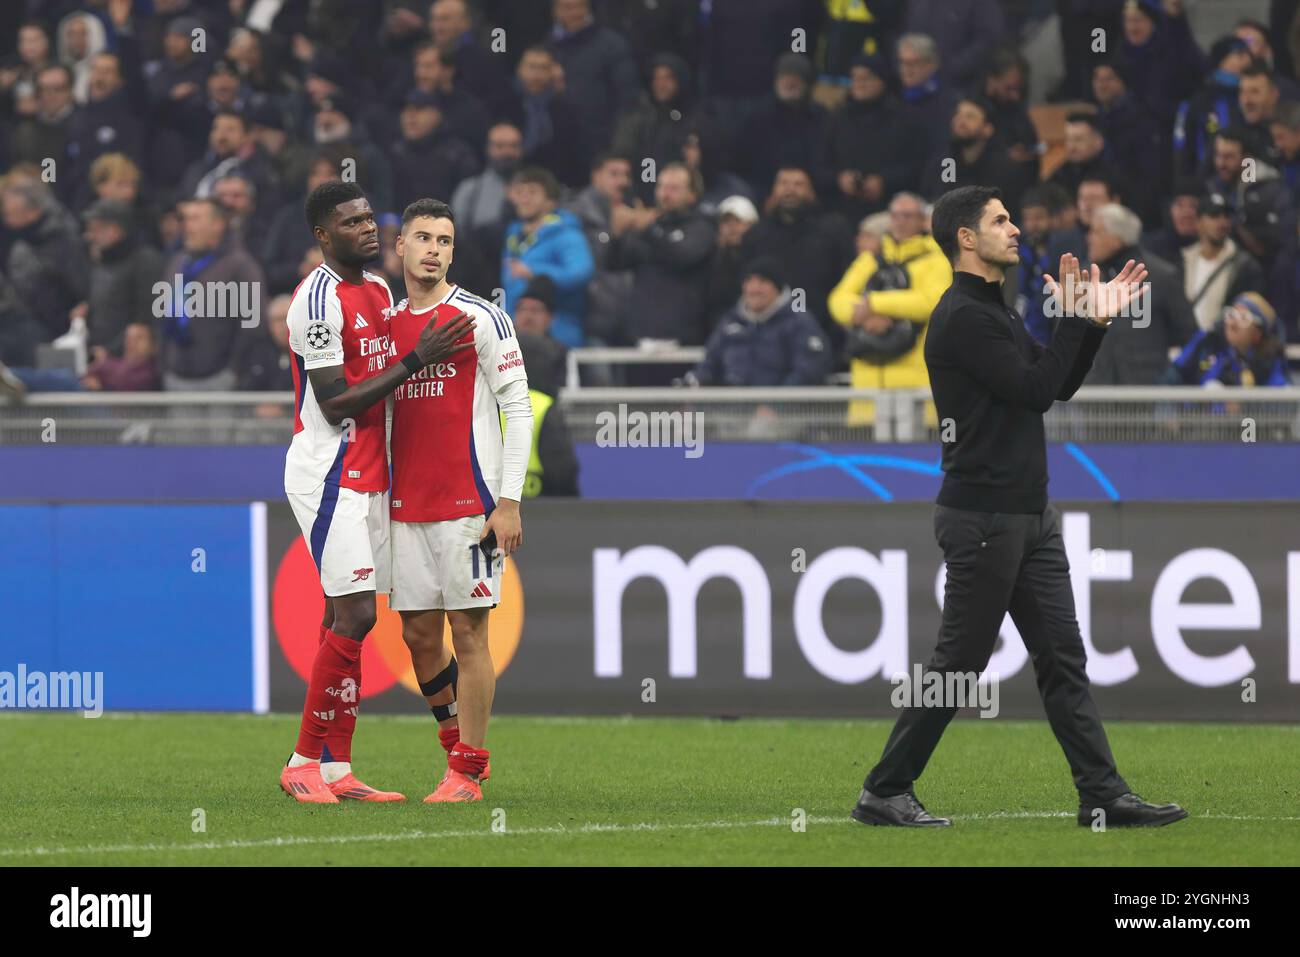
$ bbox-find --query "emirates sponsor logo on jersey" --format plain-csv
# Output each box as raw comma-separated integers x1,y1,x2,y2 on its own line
360,334,393,372
398,361,458,400
358,335,389,356
411,361,458,379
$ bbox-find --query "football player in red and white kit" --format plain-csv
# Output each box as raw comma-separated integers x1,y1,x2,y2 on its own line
387,198,534,803
280,183,475,804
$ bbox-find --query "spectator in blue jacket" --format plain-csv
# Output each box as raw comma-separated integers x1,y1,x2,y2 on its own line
1173,35,1251,178
687,257,829,387
501,166,594,348
1162,292,1290,386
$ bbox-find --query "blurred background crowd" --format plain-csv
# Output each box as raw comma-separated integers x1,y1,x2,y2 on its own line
0,0,1298,404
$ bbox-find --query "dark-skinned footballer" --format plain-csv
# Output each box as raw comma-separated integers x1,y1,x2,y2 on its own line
280,182,474,804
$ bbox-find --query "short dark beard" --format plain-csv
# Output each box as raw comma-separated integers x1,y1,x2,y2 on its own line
1200,233,1227,254
980,235,1017,269
328,236,374,269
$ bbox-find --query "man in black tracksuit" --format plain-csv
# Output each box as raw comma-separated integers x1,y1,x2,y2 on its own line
851,185,1188,829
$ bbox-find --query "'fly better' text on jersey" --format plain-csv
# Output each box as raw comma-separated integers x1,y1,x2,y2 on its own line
388,285,528,522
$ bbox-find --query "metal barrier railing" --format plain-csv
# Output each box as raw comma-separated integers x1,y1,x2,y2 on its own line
0,392,295,445
562,344,1300,391
555,386,1300,444
2,387,1300,444
565,345,705,389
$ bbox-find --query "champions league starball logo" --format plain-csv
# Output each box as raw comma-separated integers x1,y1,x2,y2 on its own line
305,322,332,350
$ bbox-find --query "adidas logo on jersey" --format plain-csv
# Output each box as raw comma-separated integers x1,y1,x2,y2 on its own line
470,581,493,599
312,709,336,721
354,313,368,330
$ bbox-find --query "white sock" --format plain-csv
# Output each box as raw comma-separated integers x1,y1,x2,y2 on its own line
321,761,351,784
287,752,319,768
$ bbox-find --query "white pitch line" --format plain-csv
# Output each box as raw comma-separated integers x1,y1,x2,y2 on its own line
2,810,1296,859
0,817,828,859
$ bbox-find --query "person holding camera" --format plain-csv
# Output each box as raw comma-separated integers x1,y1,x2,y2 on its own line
828,191,952,427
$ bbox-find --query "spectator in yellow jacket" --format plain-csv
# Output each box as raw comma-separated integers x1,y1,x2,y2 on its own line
828,192,951,426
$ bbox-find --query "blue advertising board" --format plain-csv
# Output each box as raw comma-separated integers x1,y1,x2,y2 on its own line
0,443,1296,502
0,505,262,711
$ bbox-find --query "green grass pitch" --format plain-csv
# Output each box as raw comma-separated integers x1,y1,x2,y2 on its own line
3,713,1296,866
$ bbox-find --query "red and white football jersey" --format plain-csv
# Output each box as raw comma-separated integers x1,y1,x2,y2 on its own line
388,284,528,522
284,263,395,494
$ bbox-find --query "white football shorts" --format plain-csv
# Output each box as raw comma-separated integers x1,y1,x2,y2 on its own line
287,485,391,597
390,514,502,612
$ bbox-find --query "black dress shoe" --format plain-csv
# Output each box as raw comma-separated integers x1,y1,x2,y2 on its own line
1077,792,1189,828
851,788,951,827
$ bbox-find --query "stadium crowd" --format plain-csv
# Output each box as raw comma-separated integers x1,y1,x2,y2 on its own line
0,0,1298,403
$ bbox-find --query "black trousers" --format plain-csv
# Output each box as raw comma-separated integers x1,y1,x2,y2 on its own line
865,503,1130,805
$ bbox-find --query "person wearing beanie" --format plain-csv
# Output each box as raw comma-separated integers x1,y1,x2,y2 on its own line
1145,177,1207,264
1090,58,1164,199
740,255,785,291
518,274,558,321
1163,291,1290,386
509,275,580,497
1116,0,1207,129
981,48,1041,198
611,52,720,206
823,53,928,223
687,256,829,387
1173,35,1253,178
145,14,214,179
732,53,827,198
